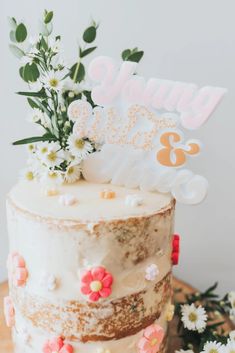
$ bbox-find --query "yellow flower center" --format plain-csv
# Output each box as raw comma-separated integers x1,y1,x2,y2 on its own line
209,349,219,353
41,147,48,154
48,172,58,179
75,139,85,149
188,312,198,322
67,166,74,175
150,338,158,347
26,171,34,181
47,151,57,162
49,78,59,87
28,144,34,151
90,280,102,292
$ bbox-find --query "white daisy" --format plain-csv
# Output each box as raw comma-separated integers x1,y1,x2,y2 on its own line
229,331,235,342
62,78,80,94
40,272,57,291
38,141,65,168
64,164,81,183
229,292,235,309
41,70,64,92
67,134,93,160
202,341,223,353
40,169,64,186
223,341,235,353
20,167,35,182
27,108,45,124
26,143,36,154
181,303,207,332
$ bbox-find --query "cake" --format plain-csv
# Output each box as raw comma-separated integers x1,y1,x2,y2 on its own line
5,9,225,353
6,180,176,353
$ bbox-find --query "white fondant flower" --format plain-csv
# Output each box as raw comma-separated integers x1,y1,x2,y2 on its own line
59,194,78,206
64,165,81,183
181,303,207,332
40,272,57,291
202,341,223,353
41,70,64,92
67,134,93,160
125,194,143,207
145,264,159,281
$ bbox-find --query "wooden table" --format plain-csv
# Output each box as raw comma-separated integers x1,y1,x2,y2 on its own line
0,279,233,352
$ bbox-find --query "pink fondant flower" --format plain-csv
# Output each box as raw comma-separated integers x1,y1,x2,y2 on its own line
3,296,15,327
138,324,165,353
81,266,113,302
43,337,73,353
7,252,28,287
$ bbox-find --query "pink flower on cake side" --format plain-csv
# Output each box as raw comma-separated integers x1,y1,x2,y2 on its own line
81,266,113,302
7,252,28,287
3,296,15,327
43,337,73,353
137,324,165,353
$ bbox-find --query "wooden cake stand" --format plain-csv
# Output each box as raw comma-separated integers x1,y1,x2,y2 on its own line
0,278,234,352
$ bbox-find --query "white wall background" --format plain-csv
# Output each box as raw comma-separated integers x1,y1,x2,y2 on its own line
0,0,234,294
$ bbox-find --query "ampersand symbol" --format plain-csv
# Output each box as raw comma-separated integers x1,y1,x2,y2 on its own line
156,131,200,167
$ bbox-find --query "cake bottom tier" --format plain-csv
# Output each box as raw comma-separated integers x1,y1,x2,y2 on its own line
12,302,170,353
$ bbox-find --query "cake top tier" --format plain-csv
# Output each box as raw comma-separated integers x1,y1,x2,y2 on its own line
8,180,172,223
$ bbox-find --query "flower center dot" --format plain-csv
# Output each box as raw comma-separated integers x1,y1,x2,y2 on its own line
68,167,74,175
150,338,158,346
75,139,85,149
26,171,34,181
47,151,57,162
49,78,59,87
188,312,198,322
90,280,102,292
41,147,48,154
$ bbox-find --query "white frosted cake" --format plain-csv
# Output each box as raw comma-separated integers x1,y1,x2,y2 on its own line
6,180,176,353
5,9,225,353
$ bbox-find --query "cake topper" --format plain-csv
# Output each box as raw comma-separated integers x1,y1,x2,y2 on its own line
9,10,226,204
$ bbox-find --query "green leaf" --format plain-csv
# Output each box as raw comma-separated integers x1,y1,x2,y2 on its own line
15,23,27,43
9,44,24,58
17,90,46,98
70,62,85,83
44,11,53,24
127,51,144,63
20,63,40,83
9,30,17,43
27,98,41,109
122,49,131,61
79,46,97,58
83,26,96,43
12,134,56,145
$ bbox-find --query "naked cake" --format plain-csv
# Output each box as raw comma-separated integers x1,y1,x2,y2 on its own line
4,9,225,353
